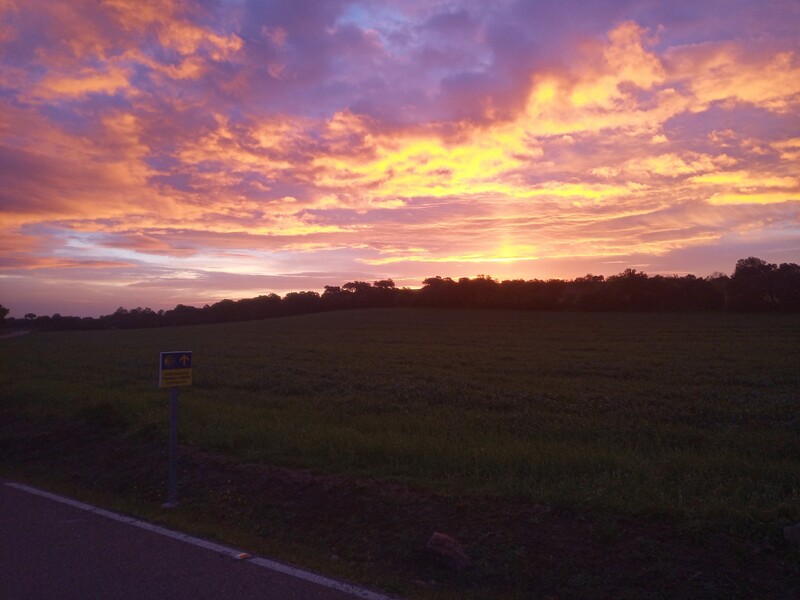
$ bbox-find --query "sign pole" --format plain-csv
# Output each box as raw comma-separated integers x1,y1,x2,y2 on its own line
164,386,179,508
159,350,191,509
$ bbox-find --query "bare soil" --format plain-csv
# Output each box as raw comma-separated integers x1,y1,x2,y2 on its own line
1,415,797,599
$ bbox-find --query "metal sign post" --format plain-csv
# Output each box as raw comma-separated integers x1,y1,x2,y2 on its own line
159,351,192,509
165,386,179,508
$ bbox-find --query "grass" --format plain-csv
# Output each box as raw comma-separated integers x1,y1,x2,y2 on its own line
3,308,799,532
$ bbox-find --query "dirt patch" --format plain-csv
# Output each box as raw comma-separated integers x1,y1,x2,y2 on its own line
1,416,797,599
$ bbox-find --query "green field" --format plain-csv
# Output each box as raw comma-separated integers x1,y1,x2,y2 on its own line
2,308,799,597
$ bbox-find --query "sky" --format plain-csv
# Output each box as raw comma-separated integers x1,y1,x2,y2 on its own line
1,0,799,317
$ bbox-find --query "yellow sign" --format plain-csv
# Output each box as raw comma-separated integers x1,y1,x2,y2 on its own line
159,351,192,387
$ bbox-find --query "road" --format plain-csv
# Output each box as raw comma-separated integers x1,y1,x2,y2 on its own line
0,478,396,600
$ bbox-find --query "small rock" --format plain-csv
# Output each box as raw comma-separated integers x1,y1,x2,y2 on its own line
783,523,800,545
426,532,471,571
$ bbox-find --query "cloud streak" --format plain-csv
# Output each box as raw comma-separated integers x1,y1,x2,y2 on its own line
0,0,798,316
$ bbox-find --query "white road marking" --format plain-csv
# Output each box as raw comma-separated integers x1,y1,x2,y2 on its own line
5,481,397,600
248,557,395,600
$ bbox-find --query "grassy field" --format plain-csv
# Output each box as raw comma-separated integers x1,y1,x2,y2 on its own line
3,308,799,524
2,308,799,597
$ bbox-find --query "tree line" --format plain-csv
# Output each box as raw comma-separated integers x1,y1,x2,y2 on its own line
2,257,799,332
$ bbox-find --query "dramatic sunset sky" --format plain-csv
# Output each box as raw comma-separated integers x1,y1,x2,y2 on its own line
1,0,799,317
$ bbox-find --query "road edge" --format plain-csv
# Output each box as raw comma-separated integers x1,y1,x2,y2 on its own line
4,479,399,600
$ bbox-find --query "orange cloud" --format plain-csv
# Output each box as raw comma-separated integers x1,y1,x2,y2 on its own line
691,170,800,205
667,44,800,111
620,152,737,178
772,138,800,161
0,257,134,270
33,65,132,99
104,0,242,59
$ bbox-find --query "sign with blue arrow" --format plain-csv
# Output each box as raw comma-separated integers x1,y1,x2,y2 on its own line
159,351,192,387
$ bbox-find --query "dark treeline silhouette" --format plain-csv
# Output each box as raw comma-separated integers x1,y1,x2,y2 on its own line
3,257,799,332
0,304,9,330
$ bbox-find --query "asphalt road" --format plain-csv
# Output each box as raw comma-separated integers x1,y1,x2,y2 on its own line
0,478,395,600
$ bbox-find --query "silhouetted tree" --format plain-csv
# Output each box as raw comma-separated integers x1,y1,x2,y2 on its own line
238,294,282,319
281,291,321,315
570,275,606,310
774,262,800,310
0,304,8,329
600,269,649,310
728,257,778,310
419,276,460,307
348,281,375,307
496,279,534,309
371,279,397,306
163,303,203,326
342,281,372,294
209,299,239,322
321,285,351,310
458,275,499,307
